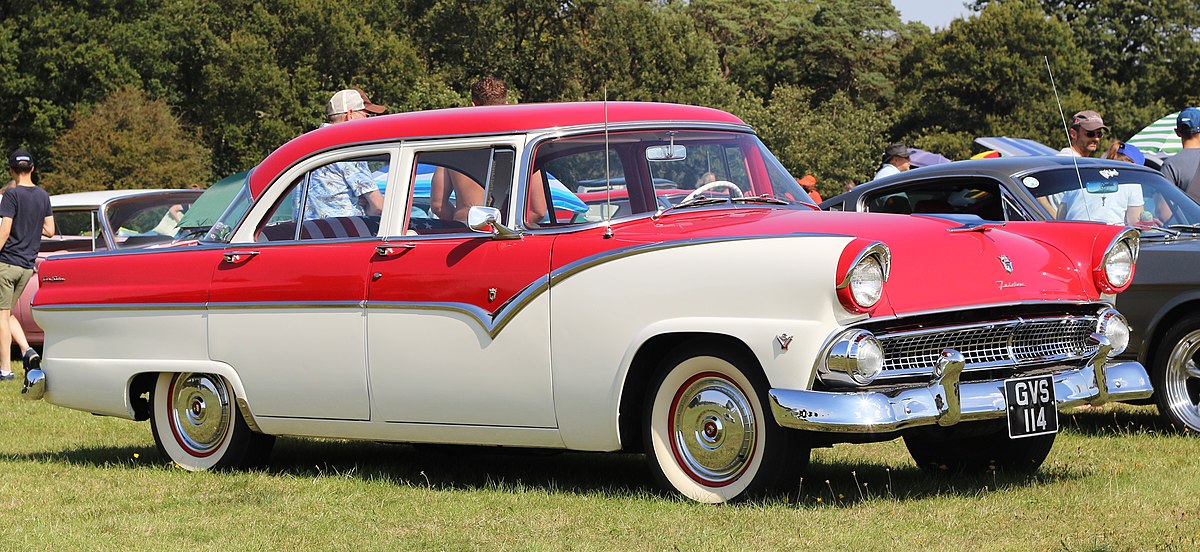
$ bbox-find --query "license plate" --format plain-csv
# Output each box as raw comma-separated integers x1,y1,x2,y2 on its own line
1004,374,1059,438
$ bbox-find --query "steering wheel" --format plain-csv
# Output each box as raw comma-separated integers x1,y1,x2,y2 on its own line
682,180,745,203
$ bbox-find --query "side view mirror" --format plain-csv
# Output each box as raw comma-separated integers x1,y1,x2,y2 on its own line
467,206,522,240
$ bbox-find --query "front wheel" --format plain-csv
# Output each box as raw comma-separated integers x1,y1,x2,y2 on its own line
643,344,808,503
904,425,1055,475
150,372,275,471
1151,315,1200,432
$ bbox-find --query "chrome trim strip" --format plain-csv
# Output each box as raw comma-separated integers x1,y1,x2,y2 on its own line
207,301,364,311
772,351,1153,433
858,300,1109,325
33,303,207,312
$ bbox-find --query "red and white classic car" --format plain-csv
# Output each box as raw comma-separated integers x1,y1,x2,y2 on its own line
25,102,1151,503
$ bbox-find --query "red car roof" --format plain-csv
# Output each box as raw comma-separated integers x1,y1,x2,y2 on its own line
250,102,746,198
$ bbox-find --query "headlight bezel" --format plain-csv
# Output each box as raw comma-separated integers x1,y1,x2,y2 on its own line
1094,228,1139,293
836,241,891,314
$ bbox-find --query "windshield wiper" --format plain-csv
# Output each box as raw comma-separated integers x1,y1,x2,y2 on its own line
1167,223,1200,234
730,194,789,205
654,193,789,219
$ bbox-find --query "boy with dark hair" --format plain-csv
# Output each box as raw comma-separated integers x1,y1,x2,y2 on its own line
0,149,53,381
470,76,508,106
1161,107,1200,194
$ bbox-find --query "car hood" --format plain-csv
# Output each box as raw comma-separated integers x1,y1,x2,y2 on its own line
645,208,1118,317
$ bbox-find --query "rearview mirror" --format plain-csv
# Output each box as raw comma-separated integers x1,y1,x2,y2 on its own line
646,145,686,161
1085,181,1119,194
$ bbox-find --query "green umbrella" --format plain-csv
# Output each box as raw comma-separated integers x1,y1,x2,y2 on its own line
1127,112,1182,155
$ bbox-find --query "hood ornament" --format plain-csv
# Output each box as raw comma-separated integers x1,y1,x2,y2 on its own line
998,255,1013,273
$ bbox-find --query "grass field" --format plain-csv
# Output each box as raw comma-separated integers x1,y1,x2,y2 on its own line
1,380,1198,551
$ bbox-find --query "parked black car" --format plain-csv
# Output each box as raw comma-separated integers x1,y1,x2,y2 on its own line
823,156,1200,432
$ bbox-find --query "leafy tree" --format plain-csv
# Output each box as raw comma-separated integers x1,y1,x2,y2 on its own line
751,86,887,196
893,0,1095,156
42,86,211,194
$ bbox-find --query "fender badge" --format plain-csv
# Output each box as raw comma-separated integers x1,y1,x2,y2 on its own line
488,288,497,302
776,333,793,351
998,255,1013,273
42,276,65,283
997,281,1026,289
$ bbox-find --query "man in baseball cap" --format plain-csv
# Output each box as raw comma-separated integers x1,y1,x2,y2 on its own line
324,88,387,124
1059,110,1108,158
1161,107,1200,193
873,142,912,181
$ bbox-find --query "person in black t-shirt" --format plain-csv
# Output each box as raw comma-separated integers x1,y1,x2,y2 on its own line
0,149,53,381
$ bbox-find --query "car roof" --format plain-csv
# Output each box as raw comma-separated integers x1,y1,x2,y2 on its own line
822,156,1160,207
50,189,203,209
250,102,749,198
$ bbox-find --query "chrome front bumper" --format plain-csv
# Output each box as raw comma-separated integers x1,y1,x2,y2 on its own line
769,338,1153,434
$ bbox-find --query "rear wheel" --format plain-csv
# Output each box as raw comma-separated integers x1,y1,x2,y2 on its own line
1151,316,1200,432
643,343,808,503
150,372,274,470
904,424,1055,475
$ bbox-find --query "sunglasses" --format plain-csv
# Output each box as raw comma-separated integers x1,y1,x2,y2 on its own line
1074,128,1104,138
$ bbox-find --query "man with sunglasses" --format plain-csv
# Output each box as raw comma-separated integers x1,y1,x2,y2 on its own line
1058,110,1108,158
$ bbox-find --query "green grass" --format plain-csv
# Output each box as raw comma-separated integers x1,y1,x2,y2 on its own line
1,380,1198,551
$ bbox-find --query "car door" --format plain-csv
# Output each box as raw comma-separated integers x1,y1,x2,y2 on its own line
208,146,398,421
365,138,557,428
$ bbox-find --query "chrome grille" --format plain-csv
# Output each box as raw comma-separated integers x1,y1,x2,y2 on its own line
878,316,1098,377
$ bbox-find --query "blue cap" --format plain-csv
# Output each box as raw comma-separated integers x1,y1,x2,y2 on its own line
1118,142,1145,166
1178,107,1200,134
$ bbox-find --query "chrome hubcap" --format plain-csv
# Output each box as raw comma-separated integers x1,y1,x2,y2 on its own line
170,373,231,455
1165,331,1200,430
671,375,755,485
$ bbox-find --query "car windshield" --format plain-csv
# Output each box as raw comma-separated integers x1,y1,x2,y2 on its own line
1024,166,1200,226
529,130,812,225
104,192,203,249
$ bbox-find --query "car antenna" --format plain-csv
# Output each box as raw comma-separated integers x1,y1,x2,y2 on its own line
1045,55,1092,222
602,86,614,239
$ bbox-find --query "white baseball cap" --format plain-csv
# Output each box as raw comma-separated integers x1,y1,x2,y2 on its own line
326,88,387,117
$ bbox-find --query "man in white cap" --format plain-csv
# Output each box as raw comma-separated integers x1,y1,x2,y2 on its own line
306,89,387,218
1058,110,1107,158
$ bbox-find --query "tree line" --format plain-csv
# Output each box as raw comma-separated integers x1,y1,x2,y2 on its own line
2,0,1197,198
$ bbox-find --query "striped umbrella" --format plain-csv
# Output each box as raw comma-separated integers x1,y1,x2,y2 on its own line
1127,112,1182,155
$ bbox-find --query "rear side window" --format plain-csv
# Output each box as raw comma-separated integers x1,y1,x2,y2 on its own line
863,179,1007,221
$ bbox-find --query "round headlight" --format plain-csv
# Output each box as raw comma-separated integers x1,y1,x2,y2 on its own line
848,256,885,308
822,330,885,386
1104,240,1135,289
1096,308,1130,357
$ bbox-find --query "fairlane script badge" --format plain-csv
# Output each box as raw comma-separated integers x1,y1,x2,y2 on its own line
42,276,65,283
998,255,1014,273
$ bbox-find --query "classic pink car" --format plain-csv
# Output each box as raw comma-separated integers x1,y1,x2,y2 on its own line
26,102,1151,503
15,189,202,346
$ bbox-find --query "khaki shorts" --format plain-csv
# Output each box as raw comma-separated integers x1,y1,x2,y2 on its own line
0,262,34,310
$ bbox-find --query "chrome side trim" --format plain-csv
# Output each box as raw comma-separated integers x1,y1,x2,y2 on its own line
235,397,263,433
771,341,1154,434
33,303,208,313
207,301,364,311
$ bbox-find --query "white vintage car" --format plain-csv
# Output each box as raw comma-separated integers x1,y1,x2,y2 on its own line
25,102,1152,503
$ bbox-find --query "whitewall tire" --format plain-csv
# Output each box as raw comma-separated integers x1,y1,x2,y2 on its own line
150,372,274,471
643,344,807,503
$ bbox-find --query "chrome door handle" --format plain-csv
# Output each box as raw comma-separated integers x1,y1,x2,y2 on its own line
223,250,260,263
376,243,416,257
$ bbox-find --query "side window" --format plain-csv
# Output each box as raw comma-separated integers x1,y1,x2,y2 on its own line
47,210,106,252
407,147,514,235
533,147,625,225
256,154,387,242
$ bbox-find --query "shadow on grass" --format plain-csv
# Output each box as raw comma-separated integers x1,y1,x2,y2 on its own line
1059,406,1191,437
1,436,1085,506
